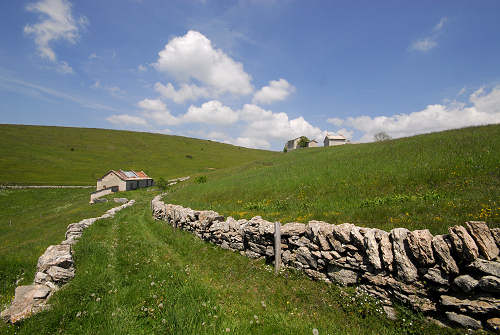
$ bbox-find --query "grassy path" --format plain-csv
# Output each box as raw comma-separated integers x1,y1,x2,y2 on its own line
3,192,462,334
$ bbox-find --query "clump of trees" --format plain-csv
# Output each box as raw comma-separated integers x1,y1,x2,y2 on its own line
297,136,310,148
374,132,392,142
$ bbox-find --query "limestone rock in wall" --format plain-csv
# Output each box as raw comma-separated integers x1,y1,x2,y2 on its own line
407,229,435,266
375,230,393,272
327,265,359,286
306,221,333,251
46,266,75,284
37,245,73,272
0,285,51,323
390,228,418,283
466,221,499,261
448,226,479,263
295,246,317,269
281,222,306,236
364,229,382,270
446,312,482,329
478,276,500,293
467,259,500,277
491,228,500,248
432,235,459,275
453,275,479,293
423,266,449,286
441,294,500,315
332,223,354,244
350,226,365,250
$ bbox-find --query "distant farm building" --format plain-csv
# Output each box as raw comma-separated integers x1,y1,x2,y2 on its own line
97,170,154,192
324,134,348,147
286,137,318,151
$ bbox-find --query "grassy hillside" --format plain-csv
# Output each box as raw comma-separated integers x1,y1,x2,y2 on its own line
0,124,278,185
165,125,500,234
1,189,458,335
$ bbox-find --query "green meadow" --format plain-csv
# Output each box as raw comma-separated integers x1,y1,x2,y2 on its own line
1,124,498,334
0,124,277,185
166,125,500,235
0,189,461,335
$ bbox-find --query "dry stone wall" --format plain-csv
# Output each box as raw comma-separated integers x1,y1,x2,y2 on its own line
1,199,135,324
151,195,500,331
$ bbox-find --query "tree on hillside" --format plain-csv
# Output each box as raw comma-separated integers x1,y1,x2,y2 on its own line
297,136,310,148
374,131,391,142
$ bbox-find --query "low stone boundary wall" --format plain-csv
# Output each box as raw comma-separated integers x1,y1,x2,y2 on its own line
151,195,500,331
1,199,135,324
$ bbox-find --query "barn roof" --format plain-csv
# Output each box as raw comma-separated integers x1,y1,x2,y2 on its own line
325,134,346,140
99,170,152,181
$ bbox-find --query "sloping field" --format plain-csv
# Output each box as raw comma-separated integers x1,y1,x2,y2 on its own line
165,125,500,234
0,124,278,185
0,188,116,315
1,189,460,335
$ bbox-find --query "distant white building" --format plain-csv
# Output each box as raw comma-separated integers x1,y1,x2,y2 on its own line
286,137,318,151
324,134,348,147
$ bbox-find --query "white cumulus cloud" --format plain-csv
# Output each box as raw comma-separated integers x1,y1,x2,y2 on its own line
24,0,87,72
239,104,327,144
153,30,253,97
183,100,239,125
154,82,210,104
137,98,180,126
252,78,295,104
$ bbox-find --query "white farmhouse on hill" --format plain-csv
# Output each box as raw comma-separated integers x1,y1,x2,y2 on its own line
324,134,348,147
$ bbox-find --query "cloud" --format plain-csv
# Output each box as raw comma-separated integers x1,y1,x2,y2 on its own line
239,104,327,144
137,64,147,72
433,17,448,32
106,114,148,126
56,60,73,74
252,78,295,104
91,80,125,96
24,0,87,70
154,82,209,104
137,98,181,126
88,52,98,60
153,30,253,96
410,38,437,52
184,100,239,125
327,117,344,127
329,86,500,142
409,17,447,52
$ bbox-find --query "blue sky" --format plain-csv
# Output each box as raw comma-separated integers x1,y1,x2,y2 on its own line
1,0,500,150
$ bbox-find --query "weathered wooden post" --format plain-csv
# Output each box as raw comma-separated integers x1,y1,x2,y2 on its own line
274,221,281,274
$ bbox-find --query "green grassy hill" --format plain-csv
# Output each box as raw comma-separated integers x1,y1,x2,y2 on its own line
165,125,500,234
0,124,278,185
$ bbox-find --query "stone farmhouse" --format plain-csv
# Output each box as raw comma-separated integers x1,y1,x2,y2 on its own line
286,137,318,151
96,170,154,192
324,134,348,146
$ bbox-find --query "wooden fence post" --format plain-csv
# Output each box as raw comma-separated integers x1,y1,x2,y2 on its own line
274,221,281,274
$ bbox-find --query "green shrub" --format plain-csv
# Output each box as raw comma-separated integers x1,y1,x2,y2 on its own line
194,175,207,184
156,177,169,190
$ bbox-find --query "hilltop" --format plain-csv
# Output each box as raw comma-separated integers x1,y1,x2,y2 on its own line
0,124,278,185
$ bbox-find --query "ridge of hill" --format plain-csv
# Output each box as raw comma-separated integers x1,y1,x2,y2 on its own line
165,125,500,234
0,124,278,185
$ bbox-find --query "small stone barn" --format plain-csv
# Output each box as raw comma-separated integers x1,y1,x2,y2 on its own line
324,134,348,147
96,170,153,192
